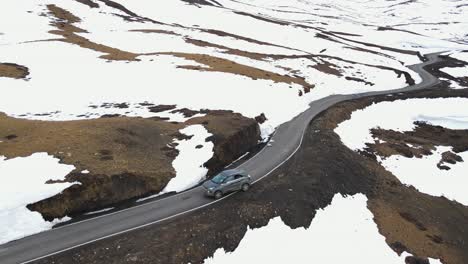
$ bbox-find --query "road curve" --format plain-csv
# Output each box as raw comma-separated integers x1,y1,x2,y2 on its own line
0,53,443,264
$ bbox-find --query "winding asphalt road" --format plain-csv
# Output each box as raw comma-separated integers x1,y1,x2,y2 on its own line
0,53,442,264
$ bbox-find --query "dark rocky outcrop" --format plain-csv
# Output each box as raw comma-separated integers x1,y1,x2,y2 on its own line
438,151,464,170
188,110,261,176
27,172,159,221
363,122,468,164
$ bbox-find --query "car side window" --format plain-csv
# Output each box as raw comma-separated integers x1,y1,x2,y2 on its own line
225,176,235,183
234,174,243,180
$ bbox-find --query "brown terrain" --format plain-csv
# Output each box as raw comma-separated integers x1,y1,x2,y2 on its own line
0,109,260,220
34,60,468,264
45,4,140,61
362,123,468,169
0,63,30,79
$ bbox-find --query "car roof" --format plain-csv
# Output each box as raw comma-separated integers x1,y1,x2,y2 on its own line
221,169,246,176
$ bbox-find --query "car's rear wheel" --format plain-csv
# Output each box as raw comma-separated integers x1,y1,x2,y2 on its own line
214,191,223,199
241,183,250,192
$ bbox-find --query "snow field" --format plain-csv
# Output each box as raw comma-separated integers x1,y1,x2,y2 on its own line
0,153,77,244
204,193,442,264
335,98,468,205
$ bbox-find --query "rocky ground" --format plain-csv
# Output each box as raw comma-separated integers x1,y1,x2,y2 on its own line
34,59,468,264
364,123,468,170
0,110,260,220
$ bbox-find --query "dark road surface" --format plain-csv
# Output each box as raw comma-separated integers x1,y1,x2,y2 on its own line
0,53,442,264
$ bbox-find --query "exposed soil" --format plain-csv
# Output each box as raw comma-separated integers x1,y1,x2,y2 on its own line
180,0,222,7
198,28,291,50
0,63,30,79
45,4,140,61
363,122,468,163
345,75,374,86
438,151,464,170
129,29,180,36
183,35,413,90
34,64,468,264
158,52,315,93
42,4,319,94
147,104,177,113
309,59,343,76
184,38,269,61
40,3,416,98
73,0,99,8
0,110,260,220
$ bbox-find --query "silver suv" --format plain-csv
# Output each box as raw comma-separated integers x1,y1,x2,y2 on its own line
202,169,252,199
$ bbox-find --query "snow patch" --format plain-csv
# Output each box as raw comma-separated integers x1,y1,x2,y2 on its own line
0,153,77,244
205,193,442,264
382,147,468,206
440,66,468,79
162,125,214,193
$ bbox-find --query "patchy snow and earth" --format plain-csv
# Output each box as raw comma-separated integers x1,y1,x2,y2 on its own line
441,51,468,79
0,153,77,244
205,193,442,264
446,51,468,63
1,0,467,139
440,78,466,89
382,146,468,206
440,66,468,79
335,98,468,205
137,125,214,202
335,98,468,151
162,125,214,193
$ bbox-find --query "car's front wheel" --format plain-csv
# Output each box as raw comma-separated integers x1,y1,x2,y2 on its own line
241,183,250,192
214,191,223,199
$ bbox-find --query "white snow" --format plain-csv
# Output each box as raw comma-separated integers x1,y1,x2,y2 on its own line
335,98,468,205
335,98,468,151
440,66,468,79
161,125,214,193
0,153,77,244
382,146,468,205
205,193,442,264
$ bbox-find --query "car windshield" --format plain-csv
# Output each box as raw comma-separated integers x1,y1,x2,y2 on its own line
211,172,228,184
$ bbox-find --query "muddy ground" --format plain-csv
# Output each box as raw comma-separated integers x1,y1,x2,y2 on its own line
35,61,468,264
0,109,260,220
